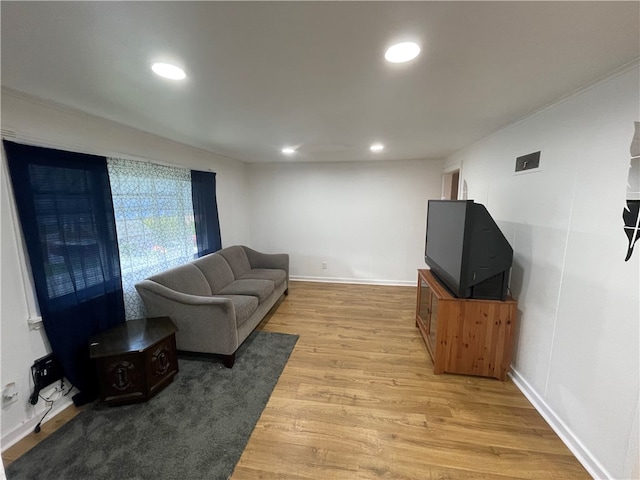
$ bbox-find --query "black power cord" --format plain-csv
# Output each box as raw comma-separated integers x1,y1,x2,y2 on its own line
33,395,53,434
32,380,74,434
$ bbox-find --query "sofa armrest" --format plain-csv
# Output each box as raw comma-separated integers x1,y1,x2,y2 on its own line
135,280,231,307
242,246,289,275
134,280,239,354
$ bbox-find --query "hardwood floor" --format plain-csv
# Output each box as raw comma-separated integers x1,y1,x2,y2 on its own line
2,403,83,467
3,281,590,479
234,281,589,479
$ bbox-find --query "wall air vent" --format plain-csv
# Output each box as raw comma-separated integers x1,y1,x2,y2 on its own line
515,151,541,173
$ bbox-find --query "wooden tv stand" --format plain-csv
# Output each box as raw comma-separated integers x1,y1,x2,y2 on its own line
415,269,517,381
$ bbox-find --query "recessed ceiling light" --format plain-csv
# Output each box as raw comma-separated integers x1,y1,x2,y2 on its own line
151,62,187,80
385,42,421,63
282,147,296,154
370,143,384,152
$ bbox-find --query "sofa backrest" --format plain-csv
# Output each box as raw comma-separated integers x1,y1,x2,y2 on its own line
147,263,212,296
217,246,251,279
192,253,235,293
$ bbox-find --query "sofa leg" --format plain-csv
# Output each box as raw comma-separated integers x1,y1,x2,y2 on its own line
222,353,236,368
284,288,289,296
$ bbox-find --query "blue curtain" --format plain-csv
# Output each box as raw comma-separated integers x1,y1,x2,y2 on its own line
4,141,125,405
191,170,222,257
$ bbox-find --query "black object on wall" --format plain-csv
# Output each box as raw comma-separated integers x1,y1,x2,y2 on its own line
624,122,640,261
624,200,640,261
4,140,125,406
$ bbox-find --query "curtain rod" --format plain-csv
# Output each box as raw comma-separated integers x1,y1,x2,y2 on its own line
1,133,216,174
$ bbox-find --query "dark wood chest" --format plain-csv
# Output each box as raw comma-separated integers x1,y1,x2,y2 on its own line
90,316,178,406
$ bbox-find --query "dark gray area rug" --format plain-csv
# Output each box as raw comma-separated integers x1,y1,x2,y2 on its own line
7,330,298,480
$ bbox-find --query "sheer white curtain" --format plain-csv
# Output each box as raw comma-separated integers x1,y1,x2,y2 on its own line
107,158,197,319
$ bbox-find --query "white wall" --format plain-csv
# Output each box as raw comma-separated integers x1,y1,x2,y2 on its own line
0,89,249,448
445,66,640,480
246,159,443,285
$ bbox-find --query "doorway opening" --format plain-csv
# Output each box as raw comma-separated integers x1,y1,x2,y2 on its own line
441,170,460,200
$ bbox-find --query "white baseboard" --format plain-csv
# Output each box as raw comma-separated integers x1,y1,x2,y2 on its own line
1,397,73,452
509,368,610,480
290,275,415,287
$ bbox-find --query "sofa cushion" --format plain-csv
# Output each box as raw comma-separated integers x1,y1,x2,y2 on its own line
192,253,235,293
218,246,251,279
217,279,275,303
217,295,259,327
239,268,286,287
147,264,212,296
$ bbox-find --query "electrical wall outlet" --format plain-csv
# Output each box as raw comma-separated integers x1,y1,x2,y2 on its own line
322,262,328,269
2,382,19,406
27,316,43,330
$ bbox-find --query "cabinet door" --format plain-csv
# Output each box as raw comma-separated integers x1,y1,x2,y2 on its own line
418,277,430,324
145,336,179,395
99,353,145,403
429,294,439,349
419,278,437,355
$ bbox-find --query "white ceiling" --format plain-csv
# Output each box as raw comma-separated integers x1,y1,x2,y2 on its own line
2,1,639,164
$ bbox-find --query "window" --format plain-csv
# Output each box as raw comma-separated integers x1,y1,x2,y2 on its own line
108,158,197,318
31,165,114,299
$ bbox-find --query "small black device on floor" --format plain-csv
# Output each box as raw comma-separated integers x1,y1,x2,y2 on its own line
30,353,64,405
30,353,65,433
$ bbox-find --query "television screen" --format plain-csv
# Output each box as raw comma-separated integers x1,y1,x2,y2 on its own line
424,201,467,288
425,200,513,300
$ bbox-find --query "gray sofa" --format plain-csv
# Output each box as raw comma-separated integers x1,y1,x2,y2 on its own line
134,245,288,367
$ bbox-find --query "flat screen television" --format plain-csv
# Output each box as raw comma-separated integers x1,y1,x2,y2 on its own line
424,200,513,300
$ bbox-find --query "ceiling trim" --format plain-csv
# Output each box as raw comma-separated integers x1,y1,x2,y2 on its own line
447,58,640,160
1,87,237,169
